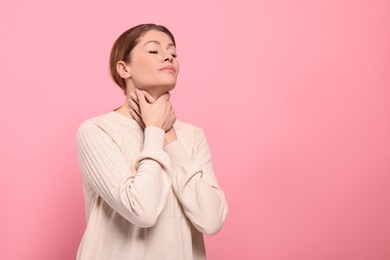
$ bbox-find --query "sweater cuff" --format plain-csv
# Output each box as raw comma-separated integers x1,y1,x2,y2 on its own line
134,126,170,171
164,140,192,168
143,126,165,151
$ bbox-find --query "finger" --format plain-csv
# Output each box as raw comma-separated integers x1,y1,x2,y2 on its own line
160,92,171,100
129,109,145,128
135,89,147,106
128,99,141,118
130,92,139,104
142,90,156,104
130,110,145,128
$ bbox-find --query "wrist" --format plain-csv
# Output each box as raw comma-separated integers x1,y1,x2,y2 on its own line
164,128,177,146
144,121,163,130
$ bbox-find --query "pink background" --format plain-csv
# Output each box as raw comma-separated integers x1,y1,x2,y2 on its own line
1,0,390,259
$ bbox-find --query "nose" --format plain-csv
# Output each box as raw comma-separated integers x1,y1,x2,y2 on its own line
162,54,173,63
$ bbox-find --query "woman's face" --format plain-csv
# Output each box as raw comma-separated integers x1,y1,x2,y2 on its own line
127,30,179,96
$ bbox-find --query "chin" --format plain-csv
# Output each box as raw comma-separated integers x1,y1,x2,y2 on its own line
157,83,176,96
165,83,176,92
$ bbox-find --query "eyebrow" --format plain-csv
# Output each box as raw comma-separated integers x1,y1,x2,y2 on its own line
143,40,175,49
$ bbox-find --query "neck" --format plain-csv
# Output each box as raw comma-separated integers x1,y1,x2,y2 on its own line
114,101,133,119
114,86,161,120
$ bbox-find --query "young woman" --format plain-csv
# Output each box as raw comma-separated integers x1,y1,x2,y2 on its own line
76,24,228,260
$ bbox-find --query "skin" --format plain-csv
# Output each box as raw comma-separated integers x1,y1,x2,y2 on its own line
114,30,180,146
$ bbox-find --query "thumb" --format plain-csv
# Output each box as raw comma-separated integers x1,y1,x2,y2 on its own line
159,92,171,101
142,90,156,104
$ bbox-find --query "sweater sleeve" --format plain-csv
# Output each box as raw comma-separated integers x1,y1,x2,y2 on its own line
77,121,171,228
164,128,228,235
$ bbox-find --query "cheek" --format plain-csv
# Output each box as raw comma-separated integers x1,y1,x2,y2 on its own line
131,56,155,76
136,59,152,72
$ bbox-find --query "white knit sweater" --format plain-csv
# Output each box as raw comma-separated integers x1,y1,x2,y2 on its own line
76,111,228,260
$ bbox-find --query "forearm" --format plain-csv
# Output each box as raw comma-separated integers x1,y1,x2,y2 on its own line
164,140,228,235
78,123,171,227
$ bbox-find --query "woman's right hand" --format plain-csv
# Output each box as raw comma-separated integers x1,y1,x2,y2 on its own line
130,89,176,132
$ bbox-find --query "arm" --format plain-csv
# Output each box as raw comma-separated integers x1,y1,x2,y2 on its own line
77,122,171,228
164,129,228,235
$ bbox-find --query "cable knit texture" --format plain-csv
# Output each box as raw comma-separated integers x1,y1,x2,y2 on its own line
76,111,228,260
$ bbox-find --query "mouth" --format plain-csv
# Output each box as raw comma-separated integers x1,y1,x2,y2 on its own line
159,66,176,73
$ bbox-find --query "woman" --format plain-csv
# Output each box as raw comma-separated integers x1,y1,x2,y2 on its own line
76,24,228,260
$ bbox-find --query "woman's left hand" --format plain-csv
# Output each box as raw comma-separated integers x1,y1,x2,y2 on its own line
129,90,173,130
129,90,177,146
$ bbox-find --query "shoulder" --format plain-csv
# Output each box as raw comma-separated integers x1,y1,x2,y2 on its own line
77,113,112,134
76,113,114,143
174,120,207,145
175,119,203,135
78,111,140,136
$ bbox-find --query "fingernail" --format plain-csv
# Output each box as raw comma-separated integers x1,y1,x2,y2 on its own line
130,93,136,98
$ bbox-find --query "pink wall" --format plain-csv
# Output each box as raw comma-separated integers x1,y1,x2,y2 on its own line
1,0,390,259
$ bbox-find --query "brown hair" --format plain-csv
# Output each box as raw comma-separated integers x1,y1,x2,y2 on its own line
109,24,176,92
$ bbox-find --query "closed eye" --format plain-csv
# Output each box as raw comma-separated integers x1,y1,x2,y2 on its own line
148,50,177,58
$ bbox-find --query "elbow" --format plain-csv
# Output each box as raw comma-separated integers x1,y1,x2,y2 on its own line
119,184,169,228
198,217,225,236
201,223,223,236
133,211,159,228
119,197,162,228
197,206,229,236
123,208,160,228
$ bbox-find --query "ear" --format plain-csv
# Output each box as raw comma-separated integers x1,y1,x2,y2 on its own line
116,61,131,79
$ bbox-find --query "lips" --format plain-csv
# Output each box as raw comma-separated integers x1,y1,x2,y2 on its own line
159,66,176,73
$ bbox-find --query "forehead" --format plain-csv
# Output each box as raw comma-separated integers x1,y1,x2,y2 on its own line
138,30,174,45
